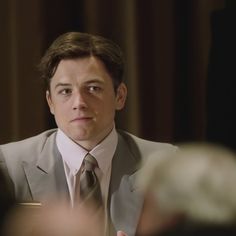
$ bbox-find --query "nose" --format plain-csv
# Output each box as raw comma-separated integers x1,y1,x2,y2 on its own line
72,90,88,110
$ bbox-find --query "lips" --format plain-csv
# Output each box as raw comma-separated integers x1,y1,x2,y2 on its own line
70,116,93,122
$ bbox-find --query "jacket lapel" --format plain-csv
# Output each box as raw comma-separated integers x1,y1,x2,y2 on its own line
22,133,69,203
109,131,144,236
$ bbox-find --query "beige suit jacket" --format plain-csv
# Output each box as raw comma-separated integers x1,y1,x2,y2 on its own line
0,129,176,235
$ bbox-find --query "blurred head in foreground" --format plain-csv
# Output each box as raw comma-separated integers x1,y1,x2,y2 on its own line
0,169,15,236
137,143,236,235
2,201,104,236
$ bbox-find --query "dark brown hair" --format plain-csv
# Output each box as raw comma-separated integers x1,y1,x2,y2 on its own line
38,32,125,91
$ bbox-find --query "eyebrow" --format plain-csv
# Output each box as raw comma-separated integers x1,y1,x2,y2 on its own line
53,79,105,90
84,78,104,83
54,83,72,89
84,80,105,86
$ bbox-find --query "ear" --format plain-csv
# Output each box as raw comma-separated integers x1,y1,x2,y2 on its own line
46,90,55,115
115,83,127,110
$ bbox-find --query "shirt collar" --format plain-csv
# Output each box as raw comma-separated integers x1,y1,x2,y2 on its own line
90,127,118,175
56,129,87,176
56,127,118,176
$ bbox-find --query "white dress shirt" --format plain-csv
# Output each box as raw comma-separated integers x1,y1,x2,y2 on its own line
56,127,118,207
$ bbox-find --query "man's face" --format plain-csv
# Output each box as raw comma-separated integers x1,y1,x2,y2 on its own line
46,56,127,150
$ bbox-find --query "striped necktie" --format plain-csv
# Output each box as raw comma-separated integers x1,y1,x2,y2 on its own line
78,153,102,207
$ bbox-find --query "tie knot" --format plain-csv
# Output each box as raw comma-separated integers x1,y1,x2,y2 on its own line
83,154,98,171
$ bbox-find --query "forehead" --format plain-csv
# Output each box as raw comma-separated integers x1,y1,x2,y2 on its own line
51,57,112,84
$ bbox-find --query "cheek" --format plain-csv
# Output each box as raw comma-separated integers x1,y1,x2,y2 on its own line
53,103,70,118
93,102,115,122
103,100,117,115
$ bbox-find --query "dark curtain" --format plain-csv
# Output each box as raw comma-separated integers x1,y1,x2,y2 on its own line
2,0,236,151
207,4,236,151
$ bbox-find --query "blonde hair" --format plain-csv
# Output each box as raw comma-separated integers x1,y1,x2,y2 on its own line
139,143,236,224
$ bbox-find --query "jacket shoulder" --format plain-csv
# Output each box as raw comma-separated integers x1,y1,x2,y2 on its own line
0,129,57,161
118,130,177,153
117,130,177,162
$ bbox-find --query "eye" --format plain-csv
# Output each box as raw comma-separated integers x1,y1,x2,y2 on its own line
59,88,72,95
88,86,102,93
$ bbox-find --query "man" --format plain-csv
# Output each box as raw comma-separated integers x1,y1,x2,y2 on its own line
0,32,176,235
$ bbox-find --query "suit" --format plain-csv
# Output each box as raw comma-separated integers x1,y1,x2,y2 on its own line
0,129,176,235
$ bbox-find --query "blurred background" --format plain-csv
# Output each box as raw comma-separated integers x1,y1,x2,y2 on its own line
1,0,235,150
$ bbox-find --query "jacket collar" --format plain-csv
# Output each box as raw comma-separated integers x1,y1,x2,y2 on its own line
109,131,144,235
22,131,69,202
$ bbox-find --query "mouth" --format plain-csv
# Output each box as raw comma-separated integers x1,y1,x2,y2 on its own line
70,116,93,123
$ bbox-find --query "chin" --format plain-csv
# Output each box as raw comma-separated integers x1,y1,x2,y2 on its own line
71,132,92,141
